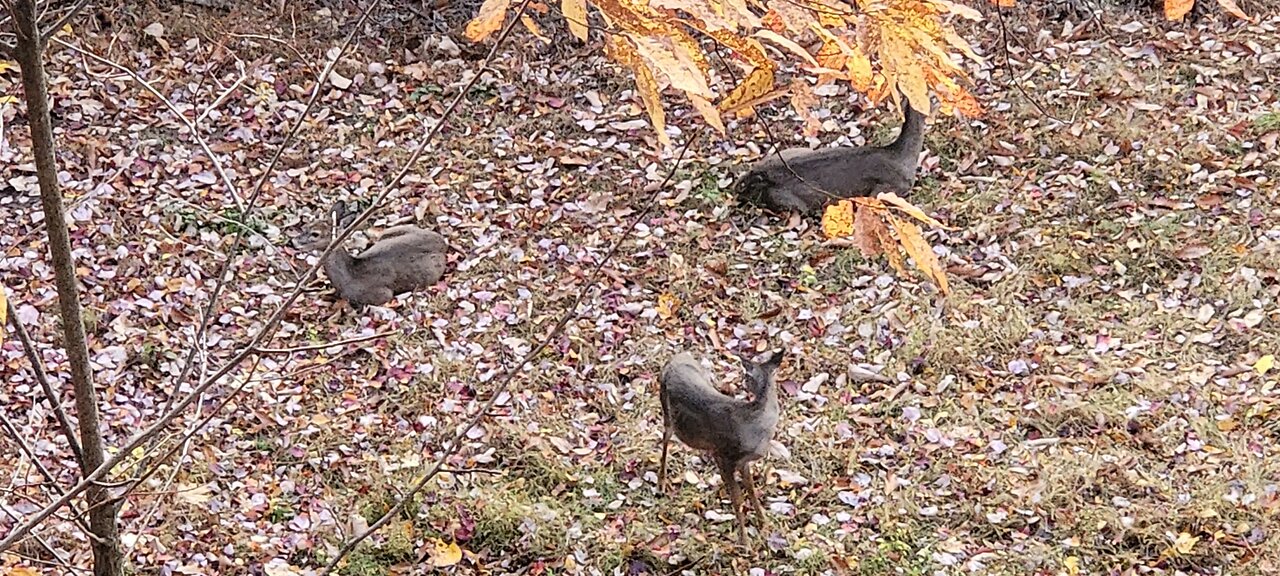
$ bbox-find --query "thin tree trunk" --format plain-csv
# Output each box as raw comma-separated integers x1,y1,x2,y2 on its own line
10,2,124,575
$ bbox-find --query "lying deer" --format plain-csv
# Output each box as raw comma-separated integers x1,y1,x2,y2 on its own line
735,89,927,213
658,348,785,545
290,200,448,307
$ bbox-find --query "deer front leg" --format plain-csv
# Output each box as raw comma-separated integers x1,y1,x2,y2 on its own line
718,458,747,545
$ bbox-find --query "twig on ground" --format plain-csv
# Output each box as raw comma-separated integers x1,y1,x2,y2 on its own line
196,59,247,124
50,36,248,213
252,331,394,355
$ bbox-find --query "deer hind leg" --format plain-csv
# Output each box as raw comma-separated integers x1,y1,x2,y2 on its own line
739,462,766,525
658,426,672,493
658,392,673,493
717,457,747,545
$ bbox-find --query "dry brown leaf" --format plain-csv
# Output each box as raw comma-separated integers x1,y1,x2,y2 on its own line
1164,0,1195,20
1175,244,1212,260
464,0,514,41
877,192,952,229
888,214,950,294
1214,0,1250,20
852,202,888,258
562,0,590,41
789,80,823,138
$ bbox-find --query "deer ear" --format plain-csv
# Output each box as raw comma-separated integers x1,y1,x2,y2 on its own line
762,349,784,369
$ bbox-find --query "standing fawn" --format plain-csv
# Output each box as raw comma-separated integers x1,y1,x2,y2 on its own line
658,349,785,545
290,200,449,307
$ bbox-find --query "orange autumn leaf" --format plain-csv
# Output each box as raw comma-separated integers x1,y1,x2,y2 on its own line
472,0,988,141
465,0,515,41
1164,0,1195,20
688,94,725,133
877,192,953,229
719,66,776,115
521,14,551,43
878,222,908,277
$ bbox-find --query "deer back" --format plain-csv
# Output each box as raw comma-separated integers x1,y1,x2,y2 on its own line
660,353,753,456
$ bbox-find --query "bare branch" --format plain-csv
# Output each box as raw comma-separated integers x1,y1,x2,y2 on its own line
38,0,90,43
0,507,87,575
0,410,95,538
0,1,382,553
158,5,374,418
5,298,85,467
195,59,247,125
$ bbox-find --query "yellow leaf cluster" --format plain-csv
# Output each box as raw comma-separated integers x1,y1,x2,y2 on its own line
822,195,950,295
820,199,855,238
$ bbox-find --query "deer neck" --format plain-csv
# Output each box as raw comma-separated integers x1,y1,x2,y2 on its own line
750,378,779,416
321,249,357,288
885,99,926,165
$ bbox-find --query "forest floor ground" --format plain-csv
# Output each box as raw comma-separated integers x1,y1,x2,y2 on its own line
1,1,1279,575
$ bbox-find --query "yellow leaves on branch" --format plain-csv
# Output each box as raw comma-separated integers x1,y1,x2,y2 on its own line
822,195,951,295
464,0,990,145
605,35,670,146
